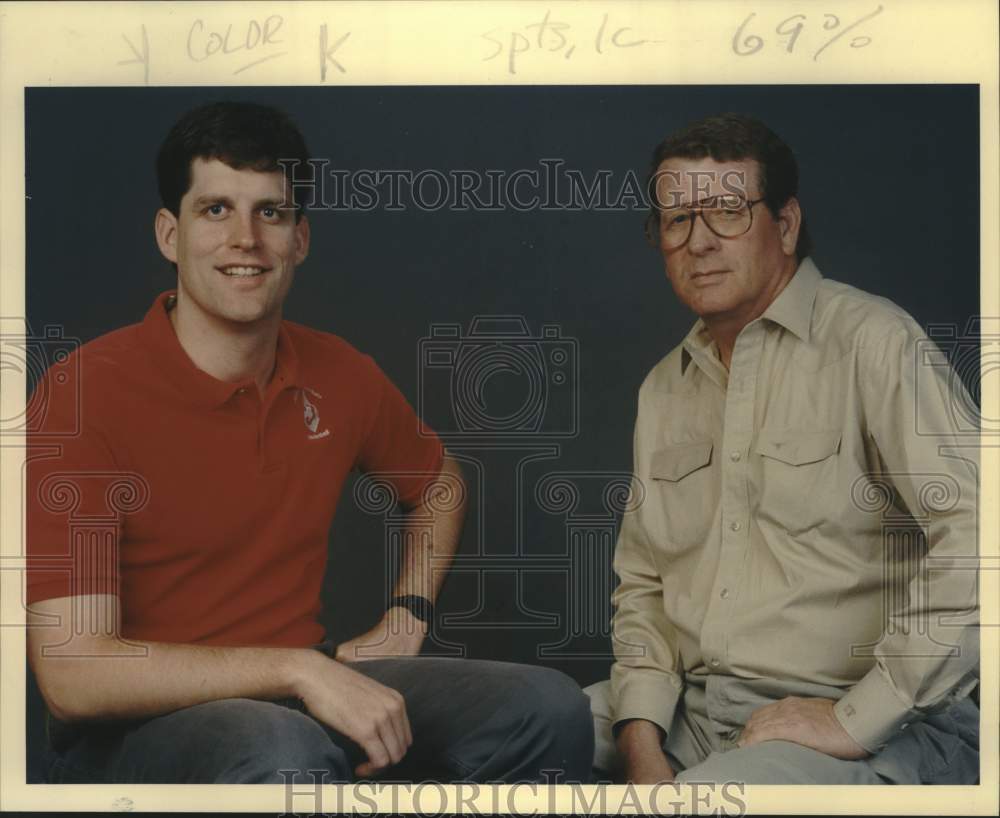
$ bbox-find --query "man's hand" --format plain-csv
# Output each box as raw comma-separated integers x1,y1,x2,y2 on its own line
335,606,427,663
295,651,413,778
616,719,676,783
737,696,869,760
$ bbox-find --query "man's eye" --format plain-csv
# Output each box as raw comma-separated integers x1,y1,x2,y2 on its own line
205,204,226,216
713,207,744,220
261,207,279,219
665,212,691,227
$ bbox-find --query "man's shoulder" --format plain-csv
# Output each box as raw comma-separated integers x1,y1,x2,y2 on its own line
812,276,924,350
282,320,382,380
66,321,147,377
636,339,689,400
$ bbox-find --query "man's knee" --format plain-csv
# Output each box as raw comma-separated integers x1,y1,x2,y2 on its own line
504,666,594,780
461,665,593,782
675,740,881,786
132,699,352,784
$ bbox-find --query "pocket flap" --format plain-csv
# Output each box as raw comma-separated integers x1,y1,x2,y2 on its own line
755,430,841,466
651,440,713,482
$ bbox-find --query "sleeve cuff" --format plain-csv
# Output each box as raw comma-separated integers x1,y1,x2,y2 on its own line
833,668,917,753
611,669,683,738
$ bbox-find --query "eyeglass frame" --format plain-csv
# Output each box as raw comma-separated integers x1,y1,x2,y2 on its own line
645,196,767,250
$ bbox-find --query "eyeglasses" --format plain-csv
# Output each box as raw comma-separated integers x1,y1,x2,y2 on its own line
649,196,766,250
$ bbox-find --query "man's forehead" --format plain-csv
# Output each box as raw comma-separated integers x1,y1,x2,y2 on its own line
654,157,760,205
185,156,288,196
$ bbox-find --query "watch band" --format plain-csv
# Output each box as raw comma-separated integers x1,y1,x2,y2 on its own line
388,594,434,624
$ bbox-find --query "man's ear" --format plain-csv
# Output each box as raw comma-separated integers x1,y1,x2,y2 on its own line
776,196,802,257
154,208,179,264
294,214,311,266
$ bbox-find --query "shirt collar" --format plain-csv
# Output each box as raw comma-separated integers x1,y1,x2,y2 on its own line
138,291,303,409
760,256,822,343
679,257,822,378
680,319,728,387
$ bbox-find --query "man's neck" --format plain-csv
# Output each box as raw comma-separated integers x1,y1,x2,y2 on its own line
703,262,798,371
168,296,280,394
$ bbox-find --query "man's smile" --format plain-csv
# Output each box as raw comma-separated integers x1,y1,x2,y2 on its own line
218,264,269,277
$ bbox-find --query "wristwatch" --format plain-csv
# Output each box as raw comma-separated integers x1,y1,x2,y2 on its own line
388,594,434,624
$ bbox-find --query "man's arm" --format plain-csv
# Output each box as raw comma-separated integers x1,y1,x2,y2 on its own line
616,719,676,783
336,456,466,661
610,411,685,783
28,595,411,778
739,317,980,757
610,505,681,783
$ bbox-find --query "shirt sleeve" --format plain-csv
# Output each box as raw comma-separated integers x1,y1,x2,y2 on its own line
26,354,125,605
354,356,445,507
609,397,685,737
833,318,980,752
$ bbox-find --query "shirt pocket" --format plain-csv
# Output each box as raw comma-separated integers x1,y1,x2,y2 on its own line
649,439,715,550
753,429,842,535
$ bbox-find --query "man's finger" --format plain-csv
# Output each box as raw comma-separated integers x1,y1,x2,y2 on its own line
386,693,413,756
377,717,407,765
389,690,413,747
356,729,392,778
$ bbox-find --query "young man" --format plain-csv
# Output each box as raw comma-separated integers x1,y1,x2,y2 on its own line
587,114,979,784
26,101,592,784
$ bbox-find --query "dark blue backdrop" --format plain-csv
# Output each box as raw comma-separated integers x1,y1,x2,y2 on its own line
24,84,979,774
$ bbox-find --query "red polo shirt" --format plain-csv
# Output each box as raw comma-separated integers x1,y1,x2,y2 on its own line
26,292,444,647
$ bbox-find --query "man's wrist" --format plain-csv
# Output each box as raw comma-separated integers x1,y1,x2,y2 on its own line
286,646,333,700
388,594,434,625
616,718,666,755
385,605,429,640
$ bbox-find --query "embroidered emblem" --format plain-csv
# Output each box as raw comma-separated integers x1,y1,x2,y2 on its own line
302,391,320,433
297,387,330,439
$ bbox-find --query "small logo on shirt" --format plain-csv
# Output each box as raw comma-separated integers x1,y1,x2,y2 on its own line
297,387,330,440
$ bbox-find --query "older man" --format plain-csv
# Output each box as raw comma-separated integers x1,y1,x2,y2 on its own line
587,113,979,785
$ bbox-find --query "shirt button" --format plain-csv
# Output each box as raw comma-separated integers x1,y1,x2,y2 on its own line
729,450,742,462
730,521,742,532
710,659,720,668
720,588,729,599
237,388,247,395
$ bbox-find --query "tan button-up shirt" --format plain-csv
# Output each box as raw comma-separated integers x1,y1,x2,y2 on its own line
610,259,979,752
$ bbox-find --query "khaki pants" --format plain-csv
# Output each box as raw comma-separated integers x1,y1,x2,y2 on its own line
585,680,978,785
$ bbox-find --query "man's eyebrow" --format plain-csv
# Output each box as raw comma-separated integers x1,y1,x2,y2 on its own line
190,194,291,210
190,194,232,209
257,197,294,210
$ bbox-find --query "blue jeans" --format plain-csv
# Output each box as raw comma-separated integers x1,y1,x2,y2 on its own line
43,656,594,784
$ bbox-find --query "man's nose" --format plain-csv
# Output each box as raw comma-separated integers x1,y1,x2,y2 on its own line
687,212,720,254
229,212,259,249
